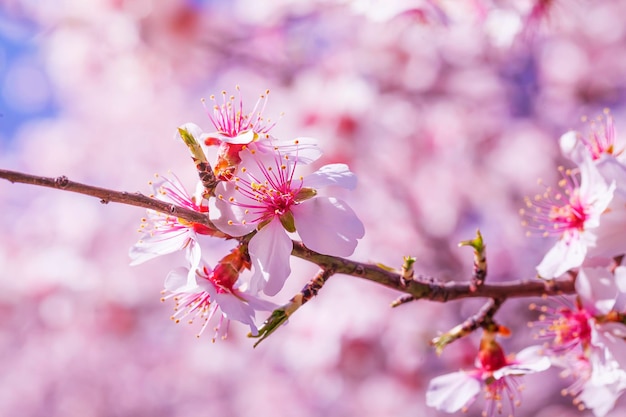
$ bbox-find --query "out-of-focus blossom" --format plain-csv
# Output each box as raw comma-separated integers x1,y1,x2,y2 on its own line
522,158,615,278
426,332,550,416
210,145,364,295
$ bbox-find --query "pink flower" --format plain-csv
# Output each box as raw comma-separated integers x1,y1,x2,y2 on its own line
522,158,615,278
129,174,215,271
203,87,277,145
530,266,626,416
560,111,626,201
209,145,365,295
426,334,550,416
198,88,321,180
559,113,626,258
163,248,276,339
560,111,624,164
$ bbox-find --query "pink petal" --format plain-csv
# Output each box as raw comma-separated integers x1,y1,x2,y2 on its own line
293,197,365,257
248,220,293,296
129,230,196,266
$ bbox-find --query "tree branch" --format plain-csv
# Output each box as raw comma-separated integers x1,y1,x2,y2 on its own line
0,168,576,302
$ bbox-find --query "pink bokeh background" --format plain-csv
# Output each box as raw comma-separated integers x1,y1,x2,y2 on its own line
1,1,625,416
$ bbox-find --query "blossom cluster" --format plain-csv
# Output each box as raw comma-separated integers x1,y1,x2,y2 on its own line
527,113,626,416
129,90,364,340
426,113,626,417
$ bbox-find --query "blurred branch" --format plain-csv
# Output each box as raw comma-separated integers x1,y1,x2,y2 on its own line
0,168,576,302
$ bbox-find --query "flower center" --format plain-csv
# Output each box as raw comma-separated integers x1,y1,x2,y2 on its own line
251,181,296,217
520,168,589,239
547,194,587,232
530,303,593,352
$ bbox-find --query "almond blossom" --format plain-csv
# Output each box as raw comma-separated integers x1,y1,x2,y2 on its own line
522,158,615,279
163,248,276,339
198,88,321,179
209,145,365,296
426,332,550,417
560,112,624,164
129,173,216,272
560,111,626,199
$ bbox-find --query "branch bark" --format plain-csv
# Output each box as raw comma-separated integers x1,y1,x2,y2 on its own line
0,168,576,302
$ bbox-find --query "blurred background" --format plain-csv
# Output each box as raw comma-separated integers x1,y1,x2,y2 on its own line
0,0,624,416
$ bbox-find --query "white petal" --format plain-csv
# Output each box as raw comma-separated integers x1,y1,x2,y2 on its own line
536,237,587,279
579,157,614,208
559,130,586,163
302,164,358,190
218,129,256,145
576,267,619,313
129,229,194,266
596,156,626,200
613,266,626,312
254,137,322,164
426,371,481,413
164,267,193,292
248,221,293,296
208,189,257,237
588,198,626,258
578,386,618,417
592,326,626,371
175,123,204,142
212,291,259,333
495,346,551,378
293,197,365,257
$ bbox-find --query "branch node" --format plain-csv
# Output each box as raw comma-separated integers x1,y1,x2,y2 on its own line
54,175,69,188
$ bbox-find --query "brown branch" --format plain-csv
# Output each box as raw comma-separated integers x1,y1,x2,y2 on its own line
0,168,577,302
0,168,213,226
431,298,505,354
